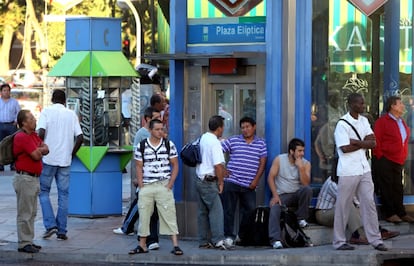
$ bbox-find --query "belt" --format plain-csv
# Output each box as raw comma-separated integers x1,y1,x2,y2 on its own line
16,170,40,177
204,175,218,182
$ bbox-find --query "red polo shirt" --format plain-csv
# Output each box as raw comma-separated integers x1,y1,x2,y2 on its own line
373,113,410,165
13,131,43,175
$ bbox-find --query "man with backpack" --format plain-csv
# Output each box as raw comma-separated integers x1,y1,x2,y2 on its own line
113,107,161,250
333,93,387,251
195,115,230,250
267,138,313,249
129,119,183,255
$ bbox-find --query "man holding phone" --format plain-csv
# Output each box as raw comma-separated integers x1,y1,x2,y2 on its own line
267,138,313,249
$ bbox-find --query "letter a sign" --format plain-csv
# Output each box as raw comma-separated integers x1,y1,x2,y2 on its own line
348,0,388,16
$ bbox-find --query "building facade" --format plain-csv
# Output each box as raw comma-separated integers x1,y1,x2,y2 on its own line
150,0,414,237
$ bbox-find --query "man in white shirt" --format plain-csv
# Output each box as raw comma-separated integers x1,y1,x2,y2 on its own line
333,93,387,251
195,115,230,249
37,90,83,241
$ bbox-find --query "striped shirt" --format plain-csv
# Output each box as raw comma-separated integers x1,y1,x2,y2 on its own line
0,98,20,123
221,135,267,187
134,138,178,183
315,176,337,210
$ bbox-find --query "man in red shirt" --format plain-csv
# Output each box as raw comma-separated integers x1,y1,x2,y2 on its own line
373,96,414,224
13,110,49,253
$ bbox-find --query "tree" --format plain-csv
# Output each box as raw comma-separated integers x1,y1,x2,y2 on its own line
0,1,24,75
0,0,152,75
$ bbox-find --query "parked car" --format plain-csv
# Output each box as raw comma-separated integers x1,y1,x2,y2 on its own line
10,88,43,120
7,69,37,88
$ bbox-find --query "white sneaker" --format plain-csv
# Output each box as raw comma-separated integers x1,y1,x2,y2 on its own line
298,219,308,228
215,240,227,250
224,237,234,247
148,242,160,250
272,241,283,249
112,228,124,235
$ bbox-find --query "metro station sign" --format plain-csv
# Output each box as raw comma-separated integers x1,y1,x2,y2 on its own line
348,0,388,16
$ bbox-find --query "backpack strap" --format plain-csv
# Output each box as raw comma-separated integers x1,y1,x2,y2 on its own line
140,138,171,165
163,138,171,159
139,139,147,165
338,118,362,140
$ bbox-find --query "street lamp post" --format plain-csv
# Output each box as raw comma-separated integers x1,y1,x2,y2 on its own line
117,0,141,67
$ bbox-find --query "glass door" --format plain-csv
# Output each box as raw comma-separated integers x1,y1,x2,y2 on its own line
213,84,256,138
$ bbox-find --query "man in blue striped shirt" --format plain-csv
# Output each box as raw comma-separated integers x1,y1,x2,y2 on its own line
221,116,267,246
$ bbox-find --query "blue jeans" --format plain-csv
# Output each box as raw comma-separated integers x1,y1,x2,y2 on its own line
39,164,70,235
194,176,224,245
222,181,256,239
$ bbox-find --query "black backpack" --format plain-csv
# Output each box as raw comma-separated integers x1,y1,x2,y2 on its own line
0,130,21,165
237,206,270,246
280,206,312,248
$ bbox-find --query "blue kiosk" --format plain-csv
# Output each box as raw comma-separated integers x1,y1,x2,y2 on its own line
48,17,137,217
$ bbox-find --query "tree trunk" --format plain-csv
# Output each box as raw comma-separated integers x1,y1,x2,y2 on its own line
27,0,48,70
0,25,14,76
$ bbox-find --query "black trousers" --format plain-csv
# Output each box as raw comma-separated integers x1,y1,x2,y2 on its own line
372,156,406,218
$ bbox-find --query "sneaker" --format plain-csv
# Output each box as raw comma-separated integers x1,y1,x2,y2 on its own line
113,228,124,235
298,219,308,228
42,227,57,239
148,242,160,250
234,235,241,245
57,234,68,240
374,243,388,251
272,241,283,249
215,240,227,250
224,237,234,247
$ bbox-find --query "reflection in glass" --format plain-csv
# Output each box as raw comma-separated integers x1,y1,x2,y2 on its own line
216,89,234,138
241,89,256,120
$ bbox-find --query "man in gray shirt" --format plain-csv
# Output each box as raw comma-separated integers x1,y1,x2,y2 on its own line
267,138,313,249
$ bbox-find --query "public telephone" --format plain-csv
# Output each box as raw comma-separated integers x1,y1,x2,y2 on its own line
106,97,121,145
65,77,131,147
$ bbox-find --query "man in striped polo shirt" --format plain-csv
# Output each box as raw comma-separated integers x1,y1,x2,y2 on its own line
221,116,267,246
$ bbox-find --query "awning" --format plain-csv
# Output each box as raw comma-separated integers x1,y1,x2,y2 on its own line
48,51,137,77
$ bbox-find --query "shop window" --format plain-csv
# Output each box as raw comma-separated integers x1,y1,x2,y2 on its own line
311,0,414,195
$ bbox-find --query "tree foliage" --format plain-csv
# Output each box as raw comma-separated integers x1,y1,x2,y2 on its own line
0,0,159,75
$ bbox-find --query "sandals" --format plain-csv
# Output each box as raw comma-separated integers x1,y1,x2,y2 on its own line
129,245,148,255
129,244,183,256
171,246,184,255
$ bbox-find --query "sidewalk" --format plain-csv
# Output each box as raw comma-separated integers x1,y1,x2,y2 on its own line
1,170,414,266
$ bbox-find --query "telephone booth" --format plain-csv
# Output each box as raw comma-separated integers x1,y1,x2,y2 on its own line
48,17,137,217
